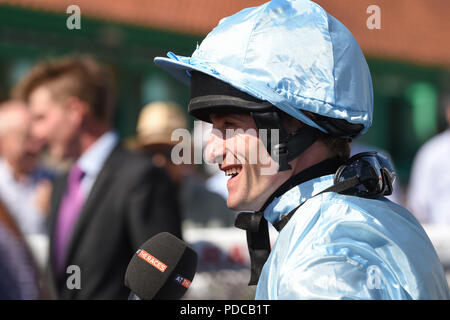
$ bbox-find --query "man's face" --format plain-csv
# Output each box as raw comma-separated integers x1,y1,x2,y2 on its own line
0,107,40,175
28,86,79,160
205,112,290,212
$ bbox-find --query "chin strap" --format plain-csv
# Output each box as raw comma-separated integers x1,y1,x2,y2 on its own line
251,111,321,172
234,211,270,285
272,175,360,231
234,157,344,286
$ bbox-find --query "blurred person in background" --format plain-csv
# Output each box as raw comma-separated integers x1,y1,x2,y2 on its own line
130,101,191,187
129,101,235,229
0,199,43,299
407,96,450,225
0,100,52,236
0,100,54,274
13,56,182,299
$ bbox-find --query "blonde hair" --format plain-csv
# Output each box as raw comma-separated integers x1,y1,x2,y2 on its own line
12,55,116,124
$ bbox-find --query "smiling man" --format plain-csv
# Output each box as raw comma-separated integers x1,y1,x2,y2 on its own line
155,0,449,299
206,111,283,212
205,110,335,213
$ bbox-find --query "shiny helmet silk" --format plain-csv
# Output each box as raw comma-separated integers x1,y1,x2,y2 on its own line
154,0,373,136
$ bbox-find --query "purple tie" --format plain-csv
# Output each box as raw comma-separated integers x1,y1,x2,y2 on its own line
54,164,85,274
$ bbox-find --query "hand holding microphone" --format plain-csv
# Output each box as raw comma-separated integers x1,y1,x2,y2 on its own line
125,232,197,300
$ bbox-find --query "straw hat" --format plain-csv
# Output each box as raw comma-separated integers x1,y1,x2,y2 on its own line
132,101,188,148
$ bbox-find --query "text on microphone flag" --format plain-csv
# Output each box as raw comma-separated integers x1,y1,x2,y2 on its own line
136,249,168,273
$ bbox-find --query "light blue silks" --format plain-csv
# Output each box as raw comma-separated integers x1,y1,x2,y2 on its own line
154,0,373,135
256,174,450,300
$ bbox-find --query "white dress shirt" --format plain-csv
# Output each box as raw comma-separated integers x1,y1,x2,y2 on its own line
76,130,119,198
407,129,450,225
0,158,47,235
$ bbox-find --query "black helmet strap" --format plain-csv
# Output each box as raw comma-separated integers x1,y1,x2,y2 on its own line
235,156,344,285
251,110,321,172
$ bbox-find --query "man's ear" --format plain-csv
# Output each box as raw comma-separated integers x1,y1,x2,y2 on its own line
279,111,306,134
66,96,89,125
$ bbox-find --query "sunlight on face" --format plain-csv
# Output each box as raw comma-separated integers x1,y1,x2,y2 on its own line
205,113,290,211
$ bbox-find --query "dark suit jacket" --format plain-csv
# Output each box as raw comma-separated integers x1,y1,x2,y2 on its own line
46,144,182,300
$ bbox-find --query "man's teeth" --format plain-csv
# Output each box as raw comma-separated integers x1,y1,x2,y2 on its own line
225,167,242,177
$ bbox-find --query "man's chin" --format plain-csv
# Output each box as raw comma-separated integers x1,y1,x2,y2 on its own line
227,197,243,212
227,196,257,213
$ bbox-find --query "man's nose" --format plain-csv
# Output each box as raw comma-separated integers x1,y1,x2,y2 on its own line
204,132,226,165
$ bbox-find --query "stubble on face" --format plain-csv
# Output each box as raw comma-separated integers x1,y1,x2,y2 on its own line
207,113,289,212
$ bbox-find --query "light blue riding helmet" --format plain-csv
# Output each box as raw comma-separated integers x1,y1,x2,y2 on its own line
154,0,373,136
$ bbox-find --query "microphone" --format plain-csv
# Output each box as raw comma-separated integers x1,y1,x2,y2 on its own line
124,232,197,300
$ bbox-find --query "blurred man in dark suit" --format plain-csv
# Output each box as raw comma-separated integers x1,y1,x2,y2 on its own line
13,56,182,299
